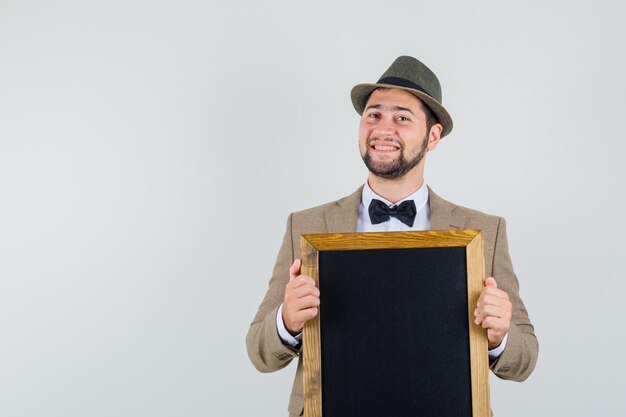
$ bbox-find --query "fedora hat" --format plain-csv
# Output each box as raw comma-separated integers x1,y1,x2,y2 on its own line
351,56,453,137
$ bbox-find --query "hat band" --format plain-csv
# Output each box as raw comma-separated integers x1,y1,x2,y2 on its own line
377,76,430,97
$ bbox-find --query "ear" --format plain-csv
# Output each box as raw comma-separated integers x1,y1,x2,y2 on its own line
426,123,443,151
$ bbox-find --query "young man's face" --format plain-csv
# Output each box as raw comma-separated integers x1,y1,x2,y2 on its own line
359,88,438,180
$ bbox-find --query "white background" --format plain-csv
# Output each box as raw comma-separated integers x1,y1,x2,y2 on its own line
1,1,625,416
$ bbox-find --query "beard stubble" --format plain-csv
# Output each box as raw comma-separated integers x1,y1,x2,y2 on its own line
361,134,429,180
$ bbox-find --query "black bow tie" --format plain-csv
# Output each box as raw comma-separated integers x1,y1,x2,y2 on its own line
368,199,417,227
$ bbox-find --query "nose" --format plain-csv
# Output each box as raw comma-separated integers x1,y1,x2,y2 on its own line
372,118,396,136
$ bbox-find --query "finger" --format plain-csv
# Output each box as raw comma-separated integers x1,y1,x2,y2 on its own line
293,307,319,324
284,286,320,307
289,298,320,322
476,298,512,319
289,295,321,311
474,301,488,324
480,304,511,320
482,316,509,333
289,259,302,280
474,309,482,325
482,287,509,301
288,284,320,299
479,292,510,307
475,309,490,325
283,294,320,332
288,275,316,289
476,283,503,306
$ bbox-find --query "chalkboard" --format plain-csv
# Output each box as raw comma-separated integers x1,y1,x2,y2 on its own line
300,230,490,417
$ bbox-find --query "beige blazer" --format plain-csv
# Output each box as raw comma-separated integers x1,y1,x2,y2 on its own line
246,186,538,416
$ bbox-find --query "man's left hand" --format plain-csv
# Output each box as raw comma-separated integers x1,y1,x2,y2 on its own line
474,277,512,350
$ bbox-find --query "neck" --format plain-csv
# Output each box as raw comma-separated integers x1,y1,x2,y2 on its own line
367,165,425,204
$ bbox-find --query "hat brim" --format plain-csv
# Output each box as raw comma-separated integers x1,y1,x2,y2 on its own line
351,83,453,138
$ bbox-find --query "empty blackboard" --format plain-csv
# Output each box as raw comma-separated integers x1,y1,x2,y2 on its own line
300,230,490,417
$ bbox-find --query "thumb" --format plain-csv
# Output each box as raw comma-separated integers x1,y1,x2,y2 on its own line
485,277,498,288
289,259,302,280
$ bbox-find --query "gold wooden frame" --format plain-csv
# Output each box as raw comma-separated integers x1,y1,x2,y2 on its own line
300,230,490,417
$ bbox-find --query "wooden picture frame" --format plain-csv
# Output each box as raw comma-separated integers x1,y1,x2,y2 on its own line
300,230,490,417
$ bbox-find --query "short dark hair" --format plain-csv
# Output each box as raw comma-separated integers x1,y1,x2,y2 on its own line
420,101,438,134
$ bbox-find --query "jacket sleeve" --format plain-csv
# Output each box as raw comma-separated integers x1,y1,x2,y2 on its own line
488,217,539,381
246,214,302,372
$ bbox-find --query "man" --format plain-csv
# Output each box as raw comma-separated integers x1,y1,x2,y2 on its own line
246,56,538,416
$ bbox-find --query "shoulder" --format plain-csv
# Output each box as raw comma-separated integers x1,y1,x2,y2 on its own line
429,188,510,276
285,186,363,234
429,186,503,225
291,186,362,219
452,201,502,227
428,187,505,252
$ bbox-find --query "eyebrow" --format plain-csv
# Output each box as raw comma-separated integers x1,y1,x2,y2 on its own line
364,104,415,115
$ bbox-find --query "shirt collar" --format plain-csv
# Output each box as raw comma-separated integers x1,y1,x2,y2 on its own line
361,181,429,212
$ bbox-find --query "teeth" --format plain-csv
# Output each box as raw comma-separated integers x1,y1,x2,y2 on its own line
374,145,398,151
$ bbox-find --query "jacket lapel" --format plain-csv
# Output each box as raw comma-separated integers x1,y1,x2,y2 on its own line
322,185,465,233
428,186,466,230
325,186,362,233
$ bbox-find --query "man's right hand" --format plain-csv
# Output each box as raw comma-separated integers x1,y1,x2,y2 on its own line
282,258,320,335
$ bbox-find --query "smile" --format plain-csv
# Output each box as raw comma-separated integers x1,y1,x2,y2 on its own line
373,145,399,151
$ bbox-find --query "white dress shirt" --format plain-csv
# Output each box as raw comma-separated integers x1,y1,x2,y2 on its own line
277,181,508,358
357,180,430,232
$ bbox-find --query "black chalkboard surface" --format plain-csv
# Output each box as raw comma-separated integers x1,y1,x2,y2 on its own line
300,231,490,417
319,247,470,417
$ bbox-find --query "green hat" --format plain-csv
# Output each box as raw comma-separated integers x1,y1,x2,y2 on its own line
351,56,453,137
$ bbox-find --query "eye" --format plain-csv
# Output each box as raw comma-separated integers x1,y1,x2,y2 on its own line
367,112,380,119
396,116,410,122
